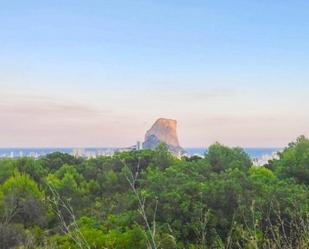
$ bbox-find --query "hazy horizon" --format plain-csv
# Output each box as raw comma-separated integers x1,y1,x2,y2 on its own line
1,1,309,147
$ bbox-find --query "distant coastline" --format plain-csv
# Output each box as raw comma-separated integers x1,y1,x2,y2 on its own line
0,147,281,161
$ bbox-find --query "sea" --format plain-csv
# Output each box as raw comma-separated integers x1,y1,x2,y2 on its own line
0,147,281,160
185,147,281,158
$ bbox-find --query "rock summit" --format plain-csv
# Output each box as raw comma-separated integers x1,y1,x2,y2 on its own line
143,118,185,155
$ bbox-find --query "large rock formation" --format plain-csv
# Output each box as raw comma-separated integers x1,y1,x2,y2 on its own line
143,118,185,155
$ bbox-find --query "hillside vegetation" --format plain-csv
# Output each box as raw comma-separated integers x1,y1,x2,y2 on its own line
1,137,309,249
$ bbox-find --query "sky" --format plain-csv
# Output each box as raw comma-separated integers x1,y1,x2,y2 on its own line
0,0,309,148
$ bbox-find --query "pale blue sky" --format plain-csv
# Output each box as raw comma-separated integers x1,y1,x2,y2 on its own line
1,1,309,147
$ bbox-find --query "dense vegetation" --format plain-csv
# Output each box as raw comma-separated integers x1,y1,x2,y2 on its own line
1,137,309,249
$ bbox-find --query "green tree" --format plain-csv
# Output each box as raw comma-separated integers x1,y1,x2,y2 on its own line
205,143,252,173
152,143,178,170
272,136,309,184
0,159,16,184
15,157,46,183
41,152,83,172
0,173,46,227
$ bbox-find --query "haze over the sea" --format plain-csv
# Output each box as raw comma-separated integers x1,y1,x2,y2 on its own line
1,1,308,147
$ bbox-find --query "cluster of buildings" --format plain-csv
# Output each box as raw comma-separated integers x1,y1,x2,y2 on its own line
72,142,144,159
252,151,281,166
0,141,144,160
0,151,40,159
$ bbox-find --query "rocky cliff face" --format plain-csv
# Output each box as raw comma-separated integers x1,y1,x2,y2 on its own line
143,118,185,155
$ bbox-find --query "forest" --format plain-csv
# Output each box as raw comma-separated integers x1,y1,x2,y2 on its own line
1,136,309,249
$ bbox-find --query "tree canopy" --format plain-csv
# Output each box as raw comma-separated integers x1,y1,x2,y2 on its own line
0,138,309,248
